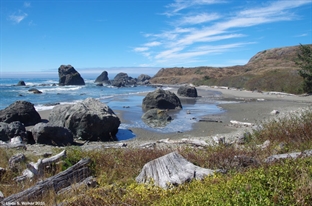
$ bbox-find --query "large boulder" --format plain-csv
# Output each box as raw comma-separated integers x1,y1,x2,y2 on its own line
142,88,182,111
177,85,198,97
94,71,110,84
137,74,151,85
48,98,120,141
58,65,85,86
141,109,172,128
31,122,74,146
0,101,41,126
111,72,136,87
136,152,216,189
0,121,27,142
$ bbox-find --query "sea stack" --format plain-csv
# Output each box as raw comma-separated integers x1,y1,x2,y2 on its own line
58,65,85,86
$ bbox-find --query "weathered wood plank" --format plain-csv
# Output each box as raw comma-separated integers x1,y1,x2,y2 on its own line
2,158,91,203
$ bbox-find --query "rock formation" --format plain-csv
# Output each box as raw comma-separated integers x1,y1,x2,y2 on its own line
177,85,198,97
94,71,110,84
111,72,133,87
48,98,120,141
0,121,27,142
137,74,151,85
0,101,41,126
31,122,74,146
142,88,182,111
58,65,85,86
141,109,172,128
16,81,26,86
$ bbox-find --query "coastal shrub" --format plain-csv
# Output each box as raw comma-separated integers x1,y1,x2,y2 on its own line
296,44,312,93
66,157,312,205
153,158,312,206
253,108,312,152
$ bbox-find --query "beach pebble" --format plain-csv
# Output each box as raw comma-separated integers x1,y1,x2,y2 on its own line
270,110,280,115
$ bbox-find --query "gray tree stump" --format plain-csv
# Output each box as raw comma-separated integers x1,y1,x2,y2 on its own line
136,152,216,189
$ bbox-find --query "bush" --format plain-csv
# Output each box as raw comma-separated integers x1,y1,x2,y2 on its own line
296,44,312,93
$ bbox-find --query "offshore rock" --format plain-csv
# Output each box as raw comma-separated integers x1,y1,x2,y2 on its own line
58,65,85,86
177,85,198,97
111,72,131,87
137,74,151,85
142,88,182,111
16,81,26,86
94,71,110,84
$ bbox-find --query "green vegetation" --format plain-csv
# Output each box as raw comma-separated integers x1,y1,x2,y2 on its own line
296,44,312,93
1,109,312,205
194,69,303,93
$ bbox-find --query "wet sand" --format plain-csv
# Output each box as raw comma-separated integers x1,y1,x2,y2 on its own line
36,86,312,146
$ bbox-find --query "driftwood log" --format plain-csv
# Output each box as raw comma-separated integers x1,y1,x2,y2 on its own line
230,120,253,127
136,152,216,189
15,150,67,181
157,138,209,147
2,158,91,204
265,149,312,163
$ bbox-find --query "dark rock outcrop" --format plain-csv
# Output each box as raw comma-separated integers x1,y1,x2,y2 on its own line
16,81,26,86
0,121,27,142
94,71,110,84
58,65,85,86
0,101,41,126
31,122,74,146
177,85,198,97
28,88,42,94
111,72,131,87
48,98,120,141
137,74,151,85
142,88,182,111
141,109,172,128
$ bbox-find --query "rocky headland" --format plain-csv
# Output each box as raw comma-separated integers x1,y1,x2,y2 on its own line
150,44,312,94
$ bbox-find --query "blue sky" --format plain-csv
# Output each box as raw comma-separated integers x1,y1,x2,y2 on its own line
0,0,311,78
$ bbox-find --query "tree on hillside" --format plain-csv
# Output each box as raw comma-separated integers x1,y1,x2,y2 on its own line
296,44,312,93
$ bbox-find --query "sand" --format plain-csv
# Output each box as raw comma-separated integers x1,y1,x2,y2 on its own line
36,86,312,148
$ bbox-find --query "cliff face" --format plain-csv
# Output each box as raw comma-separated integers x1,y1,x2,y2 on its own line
150,44,311,94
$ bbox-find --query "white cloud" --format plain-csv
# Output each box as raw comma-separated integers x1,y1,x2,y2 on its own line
178,13,220,25
9,11,28,23
135,0,311,66
295,33,308,37
144,41,162,47
155,42,254,63
134,47,149,52
165,0,225,16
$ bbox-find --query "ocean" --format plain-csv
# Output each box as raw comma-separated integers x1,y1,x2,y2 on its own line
0,78,224,139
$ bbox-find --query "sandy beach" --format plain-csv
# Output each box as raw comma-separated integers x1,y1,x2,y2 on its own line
35,86,312,148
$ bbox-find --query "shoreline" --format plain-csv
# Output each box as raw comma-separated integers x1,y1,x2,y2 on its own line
34,86,312,147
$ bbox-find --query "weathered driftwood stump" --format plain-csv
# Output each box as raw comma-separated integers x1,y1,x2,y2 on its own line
2,158,91,203
136,152,216,189
265,149,312,163
15,150,67,181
